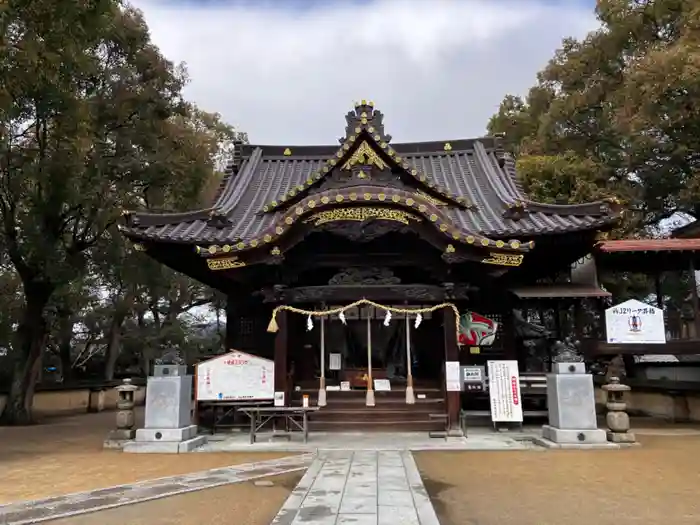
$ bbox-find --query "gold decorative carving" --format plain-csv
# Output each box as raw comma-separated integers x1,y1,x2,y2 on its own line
341,141,387,171
481,253,524,267
207,257,246,271
444,142,452,151
416,190,447,206
283,148,292,156
133,243,146,252
304,207,422,226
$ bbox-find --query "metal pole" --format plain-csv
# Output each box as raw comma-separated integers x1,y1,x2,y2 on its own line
366,307,375,406
405,314,415,404
318,314,327,406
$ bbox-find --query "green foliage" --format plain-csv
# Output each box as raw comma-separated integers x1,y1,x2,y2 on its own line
0,0,242,422
488,0,700,228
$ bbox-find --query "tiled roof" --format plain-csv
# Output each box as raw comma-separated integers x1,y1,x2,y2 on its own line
121,102,621,251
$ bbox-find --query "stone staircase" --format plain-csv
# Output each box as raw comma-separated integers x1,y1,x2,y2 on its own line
292,386,447,432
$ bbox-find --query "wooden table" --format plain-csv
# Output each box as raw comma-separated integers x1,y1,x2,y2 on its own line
198,401,272,434
238,406,320,444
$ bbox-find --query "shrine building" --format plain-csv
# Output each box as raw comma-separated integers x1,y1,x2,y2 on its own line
121,101,625,433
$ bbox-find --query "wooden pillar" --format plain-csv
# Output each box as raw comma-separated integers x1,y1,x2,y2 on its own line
654,272,663,309
501,309,517,361
443,309,462,435
225,297,238,350
573,300,585,340
689,260,700,340
273,309,288,406
553,300,562,339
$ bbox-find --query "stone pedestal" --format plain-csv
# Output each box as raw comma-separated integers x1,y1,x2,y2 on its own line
123,371,207,454
535,362,610,449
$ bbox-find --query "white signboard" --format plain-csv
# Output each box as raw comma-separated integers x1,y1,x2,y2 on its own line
605,299,666,344
487,360,523,423
274,392,285,407
329,353,342,371
196,350,274,401
374,379,391,391
462,366,483,382
445,361,462,392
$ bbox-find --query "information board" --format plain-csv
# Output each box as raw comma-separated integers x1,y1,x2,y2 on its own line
605,299,666,344
196,350,274,401
487,360,523,423
445,361,462,392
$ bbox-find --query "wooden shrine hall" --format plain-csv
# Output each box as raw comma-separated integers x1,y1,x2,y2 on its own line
121,101,624,433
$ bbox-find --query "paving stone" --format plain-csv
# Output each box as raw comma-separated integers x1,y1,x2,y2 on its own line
337,513,379,524
271,450,440,525
377,489,413,507
377,505,420,525
339,495,377,513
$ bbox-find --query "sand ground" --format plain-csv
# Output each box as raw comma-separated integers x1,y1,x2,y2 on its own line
0,409,294,504
415,433,700,525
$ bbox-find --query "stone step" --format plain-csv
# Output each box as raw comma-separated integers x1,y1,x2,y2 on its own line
311,408,438,422
308,419,445,432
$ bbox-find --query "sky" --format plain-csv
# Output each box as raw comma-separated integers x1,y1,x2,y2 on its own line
131,0,600,144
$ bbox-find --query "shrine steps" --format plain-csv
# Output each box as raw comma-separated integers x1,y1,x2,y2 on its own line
292,387,447,432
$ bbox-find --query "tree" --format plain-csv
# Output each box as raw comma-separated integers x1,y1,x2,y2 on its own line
0,0,228,424
488,0,700,229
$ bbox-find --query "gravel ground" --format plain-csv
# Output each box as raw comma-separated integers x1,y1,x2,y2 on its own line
45,473,303,525
0,410,294,504
414,434,700,525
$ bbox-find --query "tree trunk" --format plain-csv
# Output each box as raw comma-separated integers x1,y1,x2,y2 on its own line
103,308,127,381
0,284,53,425
57,314,75,383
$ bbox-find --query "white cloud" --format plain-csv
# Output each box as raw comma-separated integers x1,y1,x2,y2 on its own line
130,0,598,144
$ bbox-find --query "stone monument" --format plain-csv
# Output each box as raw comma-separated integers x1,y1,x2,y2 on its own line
123,349,207,453
538,338,609,448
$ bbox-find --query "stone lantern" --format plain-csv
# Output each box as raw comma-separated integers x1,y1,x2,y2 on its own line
104,378,139,448
601,376,636,444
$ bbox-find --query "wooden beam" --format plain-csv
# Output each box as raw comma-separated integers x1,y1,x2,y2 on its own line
582,339,700,357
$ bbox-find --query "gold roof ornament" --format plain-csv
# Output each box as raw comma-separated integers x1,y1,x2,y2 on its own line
283,148,292,156
444,142,452,151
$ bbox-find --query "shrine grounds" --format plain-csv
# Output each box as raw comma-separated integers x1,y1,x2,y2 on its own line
1,410,699,525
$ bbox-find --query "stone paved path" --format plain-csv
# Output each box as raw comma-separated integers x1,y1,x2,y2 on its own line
271,451,440,525
0,454,313,525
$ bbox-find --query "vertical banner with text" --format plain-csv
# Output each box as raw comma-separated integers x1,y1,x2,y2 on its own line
487,360,523,423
